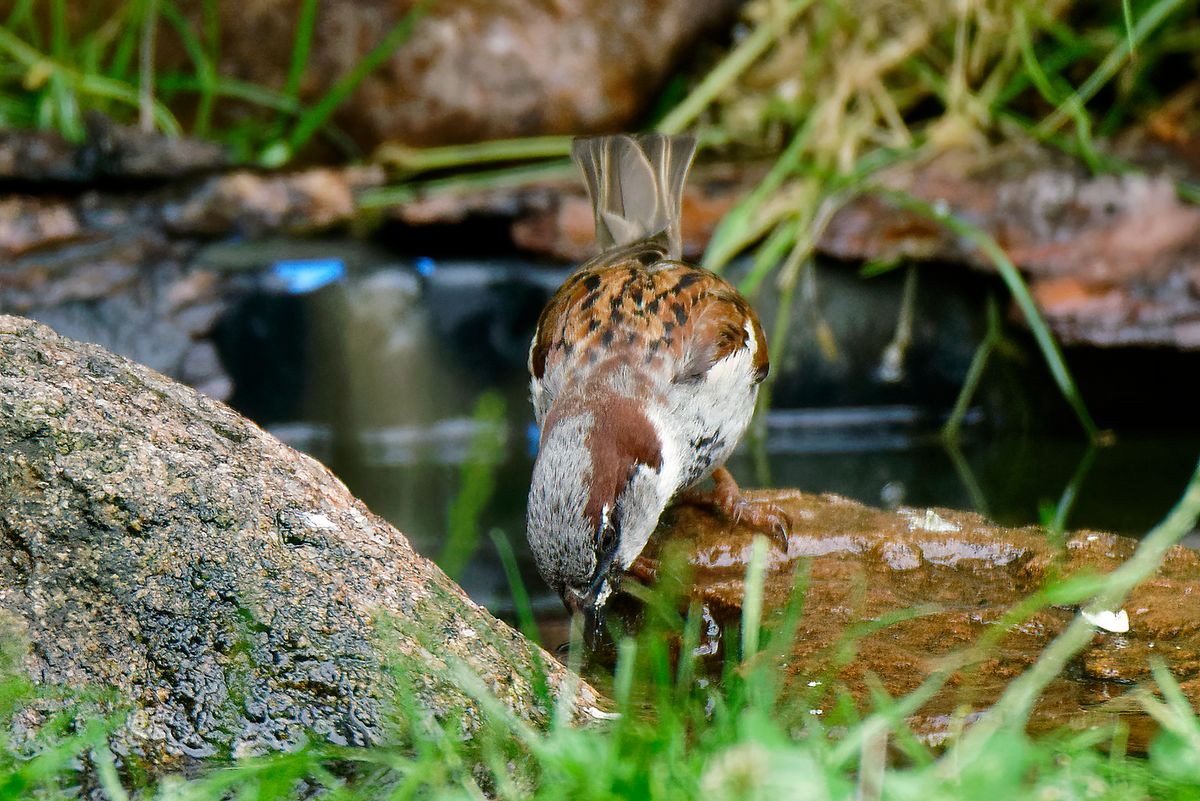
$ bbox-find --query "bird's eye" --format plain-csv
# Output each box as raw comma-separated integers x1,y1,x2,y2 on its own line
597,523,618,554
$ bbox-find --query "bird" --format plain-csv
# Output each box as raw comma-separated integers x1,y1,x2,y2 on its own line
525,133,789,634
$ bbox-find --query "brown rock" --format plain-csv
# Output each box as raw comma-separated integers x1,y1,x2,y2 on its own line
0,197,81,257
631,490,1200,750
0,315,600,773
818,146,1200,349
160,167,382,237
0,116,227,184
159,0,740,150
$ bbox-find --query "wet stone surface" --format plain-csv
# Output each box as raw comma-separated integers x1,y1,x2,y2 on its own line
0,316,600,776
629,490,1200,750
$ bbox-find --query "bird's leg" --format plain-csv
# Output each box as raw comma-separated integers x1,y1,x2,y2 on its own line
679,466,791,549
626,554,658,583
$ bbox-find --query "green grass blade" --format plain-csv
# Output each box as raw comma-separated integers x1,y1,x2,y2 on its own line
357,160,575,209
953,457,1200,760
283,0,319,104
376,135,574,175
439,392,506,580
77,72,180,134
740,536,769,659
1037,0,1186,136
3,0,39,41
878,188,1101,442
1122,0,1137,57
489,529,537,639
138,0,160,132
282,1,430,162
703,114,818,271
48,0,83,141
0,25,180,136
158,0,216,136
738,215,800,298
942,295,1001,443
1015,11,1101,172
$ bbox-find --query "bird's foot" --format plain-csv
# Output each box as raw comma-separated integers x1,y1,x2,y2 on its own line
679,466,791,549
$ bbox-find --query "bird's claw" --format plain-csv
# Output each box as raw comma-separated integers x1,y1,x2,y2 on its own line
726,497,792,550
680,466,792,550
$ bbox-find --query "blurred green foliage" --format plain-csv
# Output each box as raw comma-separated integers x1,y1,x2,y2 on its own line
0,0,425,164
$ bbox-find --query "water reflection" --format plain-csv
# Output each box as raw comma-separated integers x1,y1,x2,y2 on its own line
213,253,1200,618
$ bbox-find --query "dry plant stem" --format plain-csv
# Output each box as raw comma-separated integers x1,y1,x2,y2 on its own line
139,0,159,132
374,136,574,176
856,726,887,801
657,0,816,135
948,458,1200,766
876,265,917,383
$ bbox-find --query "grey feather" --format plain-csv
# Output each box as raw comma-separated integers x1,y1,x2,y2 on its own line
571,133,698,260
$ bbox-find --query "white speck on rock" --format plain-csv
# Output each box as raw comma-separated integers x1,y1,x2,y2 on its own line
1081,608,1130,633
585,707,621,721
303,512,338,530
901,508,960,533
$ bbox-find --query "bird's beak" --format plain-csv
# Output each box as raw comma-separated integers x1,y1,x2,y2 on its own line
563,572,614,647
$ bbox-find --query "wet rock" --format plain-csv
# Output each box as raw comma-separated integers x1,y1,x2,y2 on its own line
0,115,227,185
0,128,83,184
154,0,741,150
0,167,386,401
161,167,383,237
0,316,600,773
820,145,1200,350
0,232,235,400
633,490,1200,749
0,196,82,257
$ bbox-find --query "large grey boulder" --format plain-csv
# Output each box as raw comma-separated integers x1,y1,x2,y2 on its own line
0,315,599,772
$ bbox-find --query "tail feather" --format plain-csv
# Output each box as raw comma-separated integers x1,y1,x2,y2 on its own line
571,133,697,260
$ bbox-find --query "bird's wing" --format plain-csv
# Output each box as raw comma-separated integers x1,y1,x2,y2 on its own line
528,241,670,423
530,258,769,424
661,266,769,387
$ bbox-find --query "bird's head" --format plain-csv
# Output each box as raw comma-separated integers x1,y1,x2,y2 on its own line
526,394,668,638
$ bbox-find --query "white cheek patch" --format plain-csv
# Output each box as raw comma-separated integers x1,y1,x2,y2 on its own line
529,378,545,427
744,319,759,360
613,459,674,571
702,346,756,402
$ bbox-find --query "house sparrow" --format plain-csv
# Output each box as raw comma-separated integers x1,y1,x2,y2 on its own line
526,133,789,633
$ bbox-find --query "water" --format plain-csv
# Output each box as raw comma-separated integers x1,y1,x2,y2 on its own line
211,248,1200,620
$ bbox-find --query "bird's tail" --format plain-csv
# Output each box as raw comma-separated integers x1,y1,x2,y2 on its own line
571,133,697,261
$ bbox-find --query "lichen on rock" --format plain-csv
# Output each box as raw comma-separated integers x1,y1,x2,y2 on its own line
0,314,598,773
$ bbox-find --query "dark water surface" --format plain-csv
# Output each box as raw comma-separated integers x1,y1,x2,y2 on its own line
211,248,1200,618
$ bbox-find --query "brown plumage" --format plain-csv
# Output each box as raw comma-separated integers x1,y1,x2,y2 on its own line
525,134,788,627
532,251,769,390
